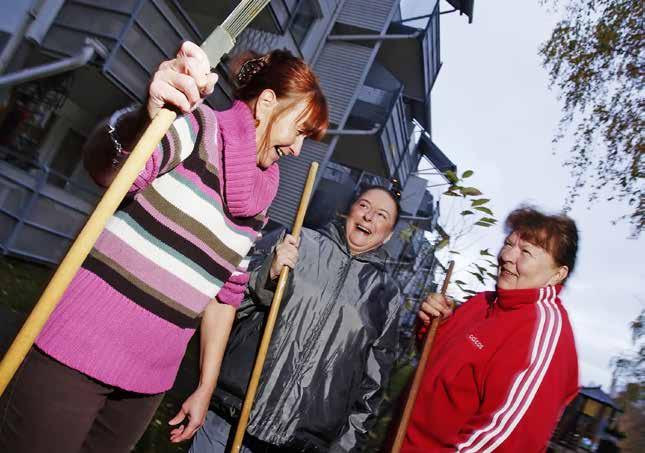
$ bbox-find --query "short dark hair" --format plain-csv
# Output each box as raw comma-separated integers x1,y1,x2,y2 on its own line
355,185,401,225
505,206,579,280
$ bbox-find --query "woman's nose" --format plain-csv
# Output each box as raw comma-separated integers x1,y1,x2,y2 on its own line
291,136,304,156
500,248,515,263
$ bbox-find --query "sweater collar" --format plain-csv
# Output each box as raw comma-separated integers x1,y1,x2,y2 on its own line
216,100,257,152
494,284,563,310
215,100,280,217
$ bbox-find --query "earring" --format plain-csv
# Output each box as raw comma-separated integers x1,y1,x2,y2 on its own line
255,118,260,128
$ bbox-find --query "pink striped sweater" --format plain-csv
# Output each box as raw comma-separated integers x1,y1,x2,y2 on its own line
36,101,279,393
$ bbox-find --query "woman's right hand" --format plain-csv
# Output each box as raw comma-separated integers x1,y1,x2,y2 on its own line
418,293,453,325
270,234,300,280
147,41,218,119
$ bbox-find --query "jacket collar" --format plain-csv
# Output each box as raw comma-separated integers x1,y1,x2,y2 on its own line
319,221,390,267
494,284,563,310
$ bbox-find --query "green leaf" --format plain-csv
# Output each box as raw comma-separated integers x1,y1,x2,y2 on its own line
479,217,498,224
480,248,494,257
443,190,460,197
474,221,494,227
460,210,474,216
471,198,490,207
462,170,474,178
468,271,485,285
474,206,494,215
459,187,483,196
448,250,461,255
486,272,498,280
455,280,468,286
461,289,478,295
444,170,459,184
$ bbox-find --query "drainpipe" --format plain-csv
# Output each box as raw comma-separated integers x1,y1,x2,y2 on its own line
326,124,380,136
0,38,107,87
25,0,66,45
327,31,422,42
0,6,34,74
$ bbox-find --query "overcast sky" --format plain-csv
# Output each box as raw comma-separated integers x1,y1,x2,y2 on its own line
402,0,645,390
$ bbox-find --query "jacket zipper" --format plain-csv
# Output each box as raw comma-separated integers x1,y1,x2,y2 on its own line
267,255,353,435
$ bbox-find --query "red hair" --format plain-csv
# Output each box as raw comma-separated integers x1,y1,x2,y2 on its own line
505,206,579,279
230,50,328,141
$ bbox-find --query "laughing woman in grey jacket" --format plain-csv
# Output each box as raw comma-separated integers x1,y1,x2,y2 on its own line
189,186,403,453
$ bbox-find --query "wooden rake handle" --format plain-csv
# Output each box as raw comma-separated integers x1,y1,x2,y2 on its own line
230,162,319,453
391,260,455,453
0,108,177,395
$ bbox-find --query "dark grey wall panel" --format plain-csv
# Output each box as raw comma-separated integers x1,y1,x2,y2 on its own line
315,42,373,125
268,140,329,227
336,0,395,32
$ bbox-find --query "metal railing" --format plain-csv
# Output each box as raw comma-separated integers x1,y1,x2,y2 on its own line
0,146,100,265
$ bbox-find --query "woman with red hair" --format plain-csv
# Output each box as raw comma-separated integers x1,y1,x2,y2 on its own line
405,206,580,452
0,42,327,453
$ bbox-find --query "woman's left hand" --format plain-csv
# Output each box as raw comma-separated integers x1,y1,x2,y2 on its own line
168,387,212,443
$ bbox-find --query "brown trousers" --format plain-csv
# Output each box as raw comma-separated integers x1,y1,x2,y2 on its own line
0,348,164,453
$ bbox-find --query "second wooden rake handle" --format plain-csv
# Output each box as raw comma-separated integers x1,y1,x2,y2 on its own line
230,162,319,453
391,260,455,453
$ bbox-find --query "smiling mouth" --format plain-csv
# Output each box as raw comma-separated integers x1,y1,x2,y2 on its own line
500,269,518,278
356,224,372,235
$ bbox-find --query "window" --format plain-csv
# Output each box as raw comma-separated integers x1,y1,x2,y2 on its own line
46,127,85,189
289,1,321,48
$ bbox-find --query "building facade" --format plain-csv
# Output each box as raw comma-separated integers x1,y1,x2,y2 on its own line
0,0,475,322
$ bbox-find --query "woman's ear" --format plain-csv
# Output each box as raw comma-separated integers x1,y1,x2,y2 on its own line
549,265,569,286
255,89,277,122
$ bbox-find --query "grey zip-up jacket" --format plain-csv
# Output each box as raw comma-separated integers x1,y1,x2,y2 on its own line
212,222,402,452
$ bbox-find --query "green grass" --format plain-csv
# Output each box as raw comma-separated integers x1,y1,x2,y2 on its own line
0,255,52,314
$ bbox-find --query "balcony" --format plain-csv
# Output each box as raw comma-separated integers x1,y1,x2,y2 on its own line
447,0,475,23
39,0,216,103
377,0,441,129
331,61,421,183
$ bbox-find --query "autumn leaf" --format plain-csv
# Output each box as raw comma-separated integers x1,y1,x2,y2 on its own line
474,206,494,215
471,198,490,207
459,187,483,196
444,170,459,184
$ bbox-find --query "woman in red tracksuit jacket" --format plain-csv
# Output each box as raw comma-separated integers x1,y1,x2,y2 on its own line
404,206,580,452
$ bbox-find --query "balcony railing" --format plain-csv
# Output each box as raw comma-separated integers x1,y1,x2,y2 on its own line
0,147,100,265
41,0,201,101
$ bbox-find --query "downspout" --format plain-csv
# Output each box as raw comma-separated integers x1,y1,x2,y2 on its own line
326,31,422,42
0,0,66,74
0,38,107,87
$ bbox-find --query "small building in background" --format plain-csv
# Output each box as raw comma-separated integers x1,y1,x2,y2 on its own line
550,386,623,453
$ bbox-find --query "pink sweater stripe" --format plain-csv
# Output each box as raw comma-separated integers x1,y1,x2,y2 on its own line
36,101,279,393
